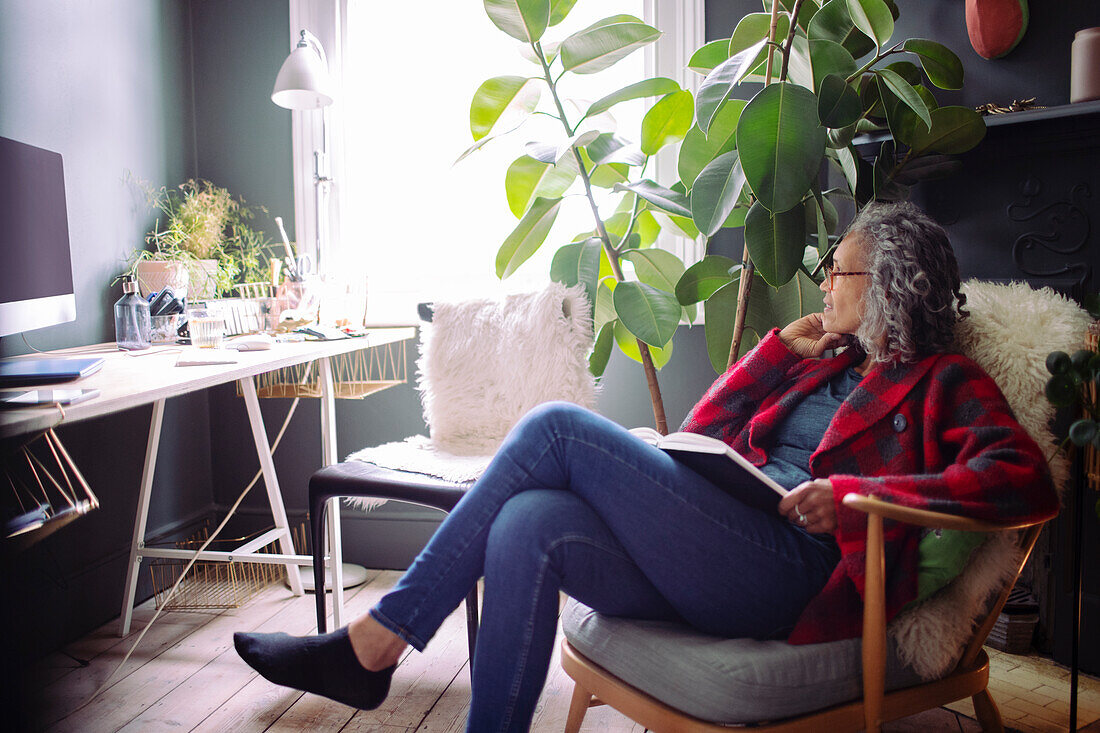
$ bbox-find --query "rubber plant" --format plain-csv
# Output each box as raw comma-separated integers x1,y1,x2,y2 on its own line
672,0,988,370
465,0,699,433
465,0,985,432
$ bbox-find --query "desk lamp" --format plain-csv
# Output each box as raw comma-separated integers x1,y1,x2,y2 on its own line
272,29,334,276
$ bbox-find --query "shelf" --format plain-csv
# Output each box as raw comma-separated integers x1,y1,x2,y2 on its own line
854,100,1100,147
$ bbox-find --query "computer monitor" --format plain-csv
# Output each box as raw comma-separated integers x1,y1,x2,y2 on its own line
0,136,77,338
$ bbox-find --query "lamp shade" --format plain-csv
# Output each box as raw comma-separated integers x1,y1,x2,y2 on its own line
272,44,333,109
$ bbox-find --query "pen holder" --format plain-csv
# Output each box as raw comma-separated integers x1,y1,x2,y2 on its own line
276,278,321,323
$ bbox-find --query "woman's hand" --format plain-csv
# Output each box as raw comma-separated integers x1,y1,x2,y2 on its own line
778,313,845,358
778,479,838,535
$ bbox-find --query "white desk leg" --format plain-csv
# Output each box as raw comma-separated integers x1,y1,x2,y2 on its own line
239,376,304,595
120,399,166,637
318,356,345,628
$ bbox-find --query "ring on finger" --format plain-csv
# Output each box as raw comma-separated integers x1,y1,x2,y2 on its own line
795,504,808,525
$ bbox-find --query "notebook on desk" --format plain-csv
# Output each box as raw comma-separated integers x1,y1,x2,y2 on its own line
0,357,105,386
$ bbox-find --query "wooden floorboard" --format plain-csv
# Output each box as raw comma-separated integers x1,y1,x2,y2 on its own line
29,569,1100,732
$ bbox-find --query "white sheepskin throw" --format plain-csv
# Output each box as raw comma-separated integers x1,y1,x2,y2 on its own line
889,280,1091,679
346,283,595,507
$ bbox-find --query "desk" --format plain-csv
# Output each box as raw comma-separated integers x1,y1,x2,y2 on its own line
0,328,415,635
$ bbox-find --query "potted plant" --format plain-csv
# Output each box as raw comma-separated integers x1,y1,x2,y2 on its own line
466,0,984,431
120,179,276,300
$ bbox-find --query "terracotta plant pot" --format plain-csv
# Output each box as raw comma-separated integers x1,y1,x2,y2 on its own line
135,260,190,299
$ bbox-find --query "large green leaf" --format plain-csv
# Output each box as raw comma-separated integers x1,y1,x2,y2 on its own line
484,0,549,44
836,145,859,195
729,12,788,57
808,0,876,59
736,83,827,213
677,99,744,188
907,106,987,155
589,161,631,188
614,180,692,218
845,0,893,50
690,150,746,237
904,38,964,90
613,319,673,368
586,133,645,166
589,321,615,377
613,281,681,347
650,210,702,240
594,279,616,330
809,38,857,91
495,197,561,278
561,15,661,75
876,68,931,131
548,0,577,26
755,268,826,332
623,248,685,294
688,39,732,75
505,155,576,217
550,238,601,307
641,91,694,156
817,73,861,128
826,123,857,148
704,279,741,372
586,78,681,118
675,255,738,305
745,200,807,286
696,37,769,134
768,0,821,33
470,76,540,141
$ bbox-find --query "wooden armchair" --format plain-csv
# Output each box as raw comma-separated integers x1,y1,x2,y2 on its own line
560,496,1047,733
561,280,1089,733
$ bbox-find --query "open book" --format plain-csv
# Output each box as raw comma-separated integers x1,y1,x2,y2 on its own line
630,427,788,512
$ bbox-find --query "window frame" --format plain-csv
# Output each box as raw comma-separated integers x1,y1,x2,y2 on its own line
287,0,705,308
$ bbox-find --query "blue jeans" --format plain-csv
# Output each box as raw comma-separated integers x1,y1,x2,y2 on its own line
369,402,839,732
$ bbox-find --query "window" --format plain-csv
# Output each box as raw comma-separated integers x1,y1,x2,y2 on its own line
291,0,702,324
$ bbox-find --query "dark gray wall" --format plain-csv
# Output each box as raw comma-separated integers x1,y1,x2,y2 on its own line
0,0,210,714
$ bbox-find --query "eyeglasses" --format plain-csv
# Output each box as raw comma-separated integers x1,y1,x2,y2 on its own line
823,264,870,291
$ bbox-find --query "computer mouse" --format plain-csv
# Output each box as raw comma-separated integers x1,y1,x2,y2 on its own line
229,334,276,351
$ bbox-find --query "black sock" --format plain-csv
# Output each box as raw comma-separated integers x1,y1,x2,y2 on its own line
233,627,395,710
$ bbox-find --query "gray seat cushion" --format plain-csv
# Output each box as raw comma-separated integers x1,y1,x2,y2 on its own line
562,599,926,723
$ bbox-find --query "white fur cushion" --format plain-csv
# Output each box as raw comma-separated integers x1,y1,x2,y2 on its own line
890,280,1091,678
419,282,596,454
346,283,596,496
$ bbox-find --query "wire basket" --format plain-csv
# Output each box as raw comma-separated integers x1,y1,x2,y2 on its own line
148,523,307,611
240,337,408,400
3,427,99,555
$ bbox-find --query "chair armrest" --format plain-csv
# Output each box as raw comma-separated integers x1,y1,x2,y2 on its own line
841,493,1045,532
842,492,1047,732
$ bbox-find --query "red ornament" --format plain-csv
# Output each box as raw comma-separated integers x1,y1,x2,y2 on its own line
965,0,1029,59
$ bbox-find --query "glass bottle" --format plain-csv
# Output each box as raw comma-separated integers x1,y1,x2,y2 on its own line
114,279,151,350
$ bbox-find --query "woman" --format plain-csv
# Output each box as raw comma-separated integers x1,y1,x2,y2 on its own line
234,202,1058,730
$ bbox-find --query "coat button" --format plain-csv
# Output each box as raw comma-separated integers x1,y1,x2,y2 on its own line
893,414,907,432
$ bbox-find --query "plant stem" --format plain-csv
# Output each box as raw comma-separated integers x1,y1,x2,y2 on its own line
533,42,668,433
728,0,781,370
845,43,905,84
779,0,808,82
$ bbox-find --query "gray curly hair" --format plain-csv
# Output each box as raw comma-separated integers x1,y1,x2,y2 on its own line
846,201,967,363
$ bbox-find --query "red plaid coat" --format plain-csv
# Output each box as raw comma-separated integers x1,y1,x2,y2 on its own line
680,329,1059,645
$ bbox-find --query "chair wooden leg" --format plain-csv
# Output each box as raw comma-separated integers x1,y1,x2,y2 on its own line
565,682,593,733
972,689,1005,733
